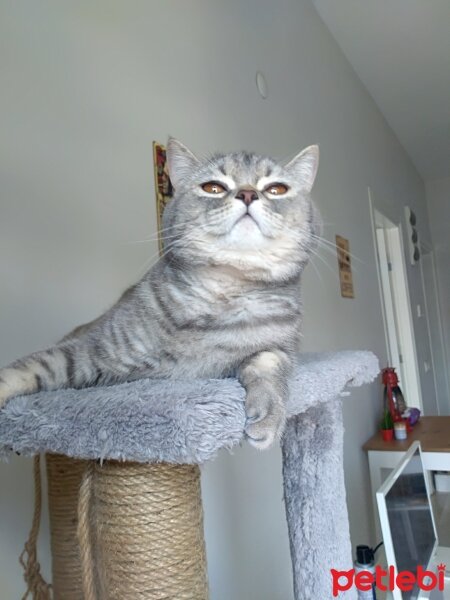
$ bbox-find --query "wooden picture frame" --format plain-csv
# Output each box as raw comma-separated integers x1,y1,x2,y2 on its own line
336,235,355,298
152,141,174,253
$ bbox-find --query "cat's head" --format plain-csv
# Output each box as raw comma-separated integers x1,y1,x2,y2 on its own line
163,138,321,281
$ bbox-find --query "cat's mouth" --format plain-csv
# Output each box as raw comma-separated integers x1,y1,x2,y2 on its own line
235,212,259,228
225,205,268,239
238,213,255,223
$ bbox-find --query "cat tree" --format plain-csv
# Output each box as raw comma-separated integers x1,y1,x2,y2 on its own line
0,351,378,600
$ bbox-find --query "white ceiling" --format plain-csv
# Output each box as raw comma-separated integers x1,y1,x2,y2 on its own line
311,0,450,182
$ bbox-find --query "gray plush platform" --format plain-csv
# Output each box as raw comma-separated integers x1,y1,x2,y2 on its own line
0,351,378,463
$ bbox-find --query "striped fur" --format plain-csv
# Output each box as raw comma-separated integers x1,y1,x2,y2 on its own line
0,139,320,449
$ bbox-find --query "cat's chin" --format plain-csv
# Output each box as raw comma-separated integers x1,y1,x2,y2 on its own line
210,250,301,282
228,214,265,244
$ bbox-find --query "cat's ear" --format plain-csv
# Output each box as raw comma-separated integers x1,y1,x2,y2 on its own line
284,145,319,194
166,138,200,189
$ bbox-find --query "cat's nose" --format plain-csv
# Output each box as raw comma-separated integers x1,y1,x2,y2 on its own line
235,189,259,206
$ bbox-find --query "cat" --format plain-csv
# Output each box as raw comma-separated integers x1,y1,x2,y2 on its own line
0,138,320,449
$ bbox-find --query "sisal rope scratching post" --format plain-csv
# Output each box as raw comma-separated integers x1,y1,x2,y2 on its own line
23,455,208,600
86,461,208,600
20,455,53,600
45,457,208,600
46,454,88,600
20,450,212,599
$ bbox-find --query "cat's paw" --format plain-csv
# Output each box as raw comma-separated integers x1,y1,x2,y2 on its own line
244,388,286,450
0,381,12,410
0,368,29,409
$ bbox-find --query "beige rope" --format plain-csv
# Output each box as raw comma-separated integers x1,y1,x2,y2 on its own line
90,461,209,600
20,454,53,600
77,462,97,600
46,454,87,600
27,455,208,599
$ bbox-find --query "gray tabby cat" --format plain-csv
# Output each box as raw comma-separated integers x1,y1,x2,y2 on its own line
0,139,320,449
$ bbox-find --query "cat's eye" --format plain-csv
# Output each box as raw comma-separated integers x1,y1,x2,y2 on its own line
201,181,228,194
265,183,289,196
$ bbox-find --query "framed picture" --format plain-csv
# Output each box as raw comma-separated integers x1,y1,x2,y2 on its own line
336,235,355,298
152,141,174,253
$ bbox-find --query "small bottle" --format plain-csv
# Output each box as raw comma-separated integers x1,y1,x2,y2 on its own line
355,545,377,600
394,421,407,440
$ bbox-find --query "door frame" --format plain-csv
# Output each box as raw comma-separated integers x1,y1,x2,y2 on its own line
369,189,424,411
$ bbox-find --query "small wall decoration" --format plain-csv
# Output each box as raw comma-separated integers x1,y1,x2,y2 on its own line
153,141,174,253
404,206,421,265
336,235,354,298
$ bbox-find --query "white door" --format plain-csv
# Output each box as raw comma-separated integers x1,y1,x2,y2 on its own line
371,207,426,412
420,247,450,414
376,227,403,379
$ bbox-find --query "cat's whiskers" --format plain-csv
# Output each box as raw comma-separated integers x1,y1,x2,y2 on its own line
292,229,354,280
307,246,341,281
315,241,361,276
282,223,364,274
125,220,197,245
129,209,246,252
306,254,326,289
133,236,187,278
259,206,285,234
207,205,237,229
276,223,344,279
127,233,184,244
308,232,365,266
308,237,362,278
125,211,232,246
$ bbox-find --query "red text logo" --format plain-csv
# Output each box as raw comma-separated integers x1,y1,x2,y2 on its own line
331,564,446,597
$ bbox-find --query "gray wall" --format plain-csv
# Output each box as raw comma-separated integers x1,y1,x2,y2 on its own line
426,177,450,378
0,1,431,598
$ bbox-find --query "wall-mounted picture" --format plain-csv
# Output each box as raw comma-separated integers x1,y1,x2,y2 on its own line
336,235,354,298
152,141,174,252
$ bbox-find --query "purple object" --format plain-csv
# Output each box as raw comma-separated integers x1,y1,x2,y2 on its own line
404,407,421,426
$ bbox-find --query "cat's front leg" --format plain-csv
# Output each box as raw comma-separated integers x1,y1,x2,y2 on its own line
238,349,292,450
0,340,118,409
0,367,36,408
0,347,72,409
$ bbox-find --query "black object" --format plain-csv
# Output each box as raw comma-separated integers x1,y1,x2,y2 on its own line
356,545,374,566
356,542,384,566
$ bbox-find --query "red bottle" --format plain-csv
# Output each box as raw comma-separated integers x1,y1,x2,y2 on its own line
382,367,407,422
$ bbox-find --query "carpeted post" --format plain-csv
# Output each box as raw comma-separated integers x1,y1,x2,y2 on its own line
282,399,357,600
